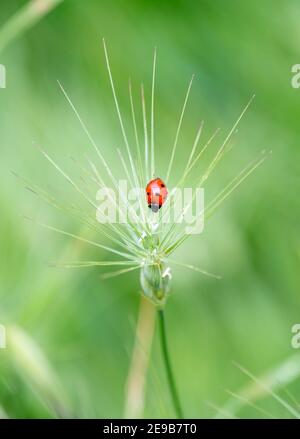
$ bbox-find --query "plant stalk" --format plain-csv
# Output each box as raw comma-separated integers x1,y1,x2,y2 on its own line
158,310,184,418
124,297,156,418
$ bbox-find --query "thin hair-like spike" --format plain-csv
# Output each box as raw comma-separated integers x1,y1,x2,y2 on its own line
129,78,144,184
51,260,140,268
25,217,135,260
280,387,300,410
101,264,142,279
38,145,143,251
19,155,144,257
168,259,221,279
160,97,257,250
23,172,143,256
164,151,269,256
57,79,149,236
57,80,118,190
151,47,157,178
117,148,133,185
160,127,221,237
87,163,144,248
183,148,267,225
186,120,204,169
224,388,276,419
102,261,158,280
87,157,147,240
206,401,238,419
38,146,100,212
184,127,220,182
117,148,148,228
69,156,138,244
166,74,194,183
202,95,255,183
158,126,219,233
69,155,100,188
141,84,149,182
102,39,141,195
58,80,146,236
127,85,149,230
91,148,142,251
233,362,300,419
205,151,270,219
161,132,241,250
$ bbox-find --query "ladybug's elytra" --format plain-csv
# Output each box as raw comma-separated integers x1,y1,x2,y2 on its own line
146,178,168,212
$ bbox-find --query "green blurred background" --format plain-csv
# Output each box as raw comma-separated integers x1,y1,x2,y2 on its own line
0,0,300,419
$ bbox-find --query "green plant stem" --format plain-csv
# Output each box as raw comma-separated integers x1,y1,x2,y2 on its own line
0,0,63,54
158,310,184,418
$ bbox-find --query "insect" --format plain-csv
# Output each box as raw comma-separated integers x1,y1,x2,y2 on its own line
146,178,168,212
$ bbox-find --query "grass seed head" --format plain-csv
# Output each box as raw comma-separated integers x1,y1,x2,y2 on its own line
25,40,269,309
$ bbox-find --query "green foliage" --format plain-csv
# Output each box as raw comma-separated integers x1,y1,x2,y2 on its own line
0,0,300,418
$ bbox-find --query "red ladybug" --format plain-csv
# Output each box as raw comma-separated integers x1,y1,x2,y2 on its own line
146,178,168,212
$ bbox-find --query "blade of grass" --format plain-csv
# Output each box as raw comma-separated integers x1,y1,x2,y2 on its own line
0,0,63,53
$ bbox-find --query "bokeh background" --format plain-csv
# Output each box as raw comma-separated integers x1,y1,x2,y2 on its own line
0,0,300,419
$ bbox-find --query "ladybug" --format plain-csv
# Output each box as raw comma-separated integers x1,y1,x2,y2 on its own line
146,178,168,212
